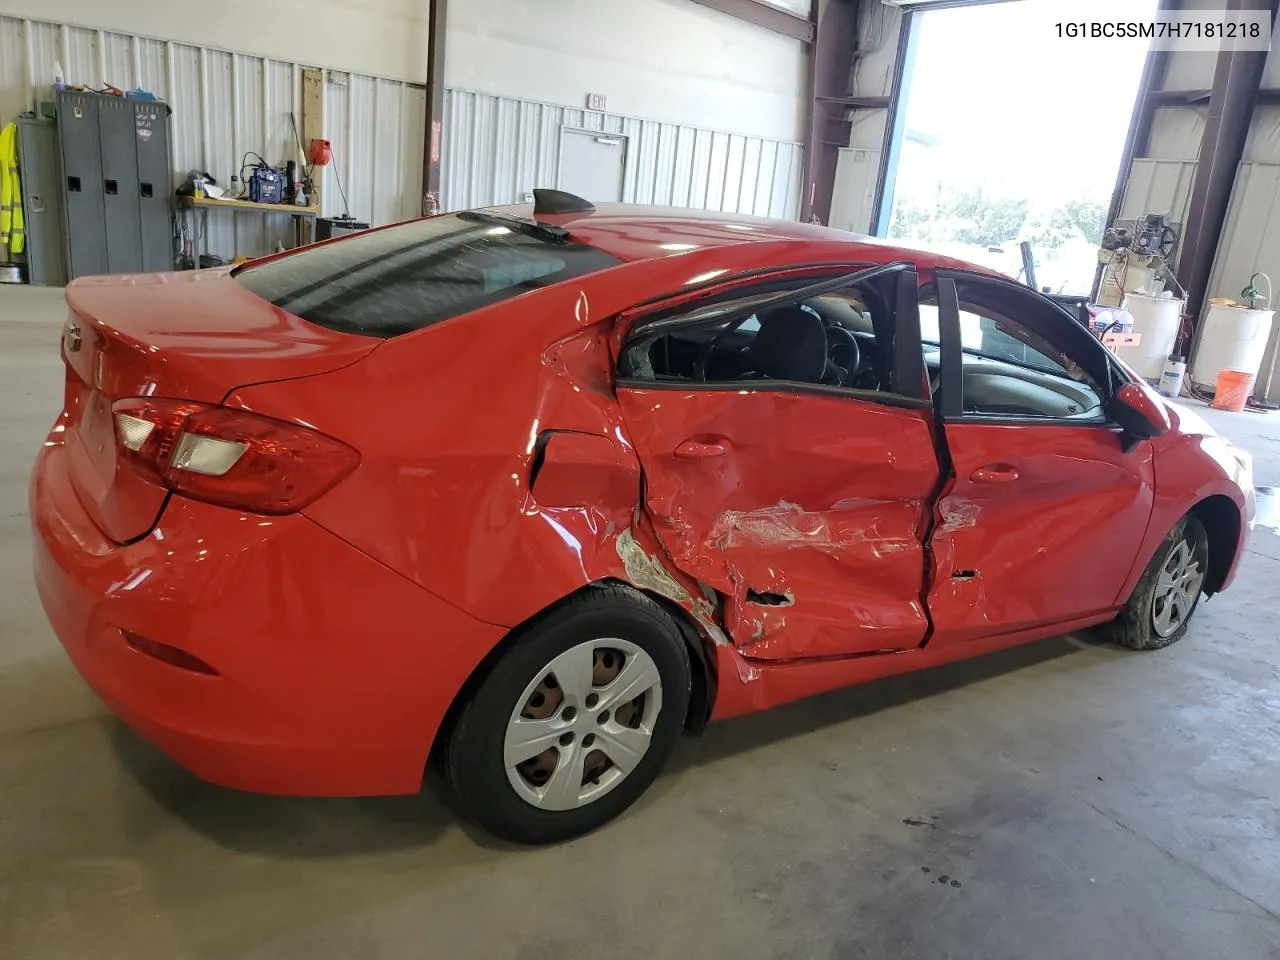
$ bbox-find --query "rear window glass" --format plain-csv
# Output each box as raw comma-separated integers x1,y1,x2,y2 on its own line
234,213,620,338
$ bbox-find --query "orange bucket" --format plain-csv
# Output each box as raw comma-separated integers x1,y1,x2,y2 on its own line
1212,369,1255,412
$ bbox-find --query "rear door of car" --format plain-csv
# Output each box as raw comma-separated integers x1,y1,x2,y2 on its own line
614,264,944,661
924,271,1156,647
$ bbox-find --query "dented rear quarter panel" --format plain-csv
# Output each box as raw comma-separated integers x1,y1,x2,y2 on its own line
226,241,885,630
225,237,965,634
230,279,642,629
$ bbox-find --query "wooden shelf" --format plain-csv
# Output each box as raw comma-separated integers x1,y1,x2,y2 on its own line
183,195,319,217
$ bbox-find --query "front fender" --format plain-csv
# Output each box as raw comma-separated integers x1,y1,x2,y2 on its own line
1115,430,1252,603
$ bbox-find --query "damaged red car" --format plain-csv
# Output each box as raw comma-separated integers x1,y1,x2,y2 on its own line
31,190,1255,844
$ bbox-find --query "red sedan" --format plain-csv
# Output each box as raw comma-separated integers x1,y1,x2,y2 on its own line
31,191,1254,844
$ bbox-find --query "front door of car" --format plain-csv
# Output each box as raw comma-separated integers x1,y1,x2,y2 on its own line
615,265,942,661
925,271,1157,646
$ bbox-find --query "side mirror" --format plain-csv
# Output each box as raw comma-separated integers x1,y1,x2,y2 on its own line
1107,382,1171,451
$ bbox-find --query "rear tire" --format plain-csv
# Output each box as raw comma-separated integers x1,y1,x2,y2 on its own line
443,586,691,844
1103,515,1209,651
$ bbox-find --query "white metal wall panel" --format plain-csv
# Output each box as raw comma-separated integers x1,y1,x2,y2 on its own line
322,72,350,222
1162,51,1216,92
829,147,883,235
0,14,426,262
29,21,59,92
1262,17,1280,89
1243,105,1280,162
203,50,234,257
5,14,802,266
441,89,803,219
100,32,133,89
1146,107,1206,161
136,37,167,98
1207,162,1280,301
371,79,402,226
346,75,376,226
65,26,94,87
401,85,425,219
1119,159,1198,224
0,18,25,124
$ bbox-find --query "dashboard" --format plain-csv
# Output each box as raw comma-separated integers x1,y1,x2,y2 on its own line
922,345,1105,420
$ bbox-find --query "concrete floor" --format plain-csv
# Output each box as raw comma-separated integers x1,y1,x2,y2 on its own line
3,282,1280,960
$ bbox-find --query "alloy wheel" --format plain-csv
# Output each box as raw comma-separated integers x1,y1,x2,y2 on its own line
1151,539,1205,638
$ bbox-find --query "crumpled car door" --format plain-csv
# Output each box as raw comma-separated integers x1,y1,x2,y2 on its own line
615,266,942,661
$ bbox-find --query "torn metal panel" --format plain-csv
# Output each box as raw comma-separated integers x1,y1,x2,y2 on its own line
939,499,981,532
614,526,731,647
616,385,941,661
615,527,700,610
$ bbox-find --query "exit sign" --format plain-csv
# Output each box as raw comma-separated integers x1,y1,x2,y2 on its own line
586,93,607,112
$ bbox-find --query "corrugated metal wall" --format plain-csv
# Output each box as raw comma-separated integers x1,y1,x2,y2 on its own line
441,89,804,219
1119,159,1197,225
0,14,426,262
3,15,806,268
1208,162,1280,302
1204,100,1280,301
1135,29,1280,305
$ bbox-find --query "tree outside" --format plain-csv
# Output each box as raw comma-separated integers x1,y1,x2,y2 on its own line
888,188,1110,294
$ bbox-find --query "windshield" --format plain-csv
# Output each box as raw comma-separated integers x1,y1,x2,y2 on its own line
235,214,620,338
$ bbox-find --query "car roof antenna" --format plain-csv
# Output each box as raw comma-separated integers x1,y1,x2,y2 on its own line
533,189,595,216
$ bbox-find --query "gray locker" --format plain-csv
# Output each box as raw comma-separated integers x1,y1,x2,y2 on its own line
15,118,67,286
134,100,172,273
98,97,143,274
57,91,108,278
55,90,173,280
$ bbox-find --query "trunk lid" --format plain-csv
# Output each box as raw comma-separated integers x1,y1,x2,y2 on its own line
60,269,379,543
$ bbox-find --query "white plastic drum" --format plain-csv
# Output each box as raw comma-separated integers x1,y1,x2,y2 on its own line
1115,294,1184,380
1190,304,1278,389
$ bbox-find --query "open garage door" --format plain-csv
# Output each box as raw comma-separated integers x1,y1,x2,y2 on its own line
839,0,1157,298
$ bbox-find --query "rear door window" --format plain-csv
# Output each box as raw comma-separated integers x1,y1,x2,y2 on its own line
234,214,620,338
619,264,925,400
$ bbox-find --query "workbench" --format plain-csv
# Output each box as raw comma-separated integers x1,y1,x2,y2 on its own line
179,194,320,261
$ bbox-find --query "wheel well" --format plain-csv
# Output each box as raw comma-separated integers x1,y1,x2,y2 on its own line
1188,495,1241,596
430,581,717,763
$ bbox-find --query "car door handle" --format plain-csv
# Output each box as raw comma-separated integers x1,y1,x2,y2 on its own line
674,439,730,460
970,463,1019,484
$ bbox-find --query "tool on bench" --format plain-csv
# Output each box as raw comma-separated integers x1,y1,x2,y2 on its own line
248,164,283,204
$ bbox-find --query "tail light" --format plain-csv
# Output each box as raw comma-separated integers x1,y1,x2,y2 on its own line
111,398,358,514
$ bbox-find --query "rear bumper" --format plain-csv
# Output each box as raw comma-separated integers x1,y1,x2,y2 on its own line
31,436,505,796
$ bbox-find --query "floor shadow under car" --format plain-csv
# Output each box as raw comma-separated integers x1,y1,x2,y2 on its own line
108,631,1092,854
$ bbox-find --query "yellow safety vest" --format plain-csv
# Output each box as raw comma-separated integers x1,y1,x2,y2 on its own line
0,122,25,256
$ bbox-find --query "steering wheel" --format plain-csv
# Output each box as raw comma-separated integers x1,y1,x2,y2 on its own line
825,326,861,386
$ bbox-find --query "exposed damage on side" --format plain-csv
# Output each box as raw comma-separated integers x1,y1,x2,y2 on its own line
612,526,729,648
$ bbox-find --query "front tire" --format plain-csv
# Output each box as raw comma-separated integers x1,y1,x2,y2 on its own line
1104,515,1209,650
443,586,691,844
